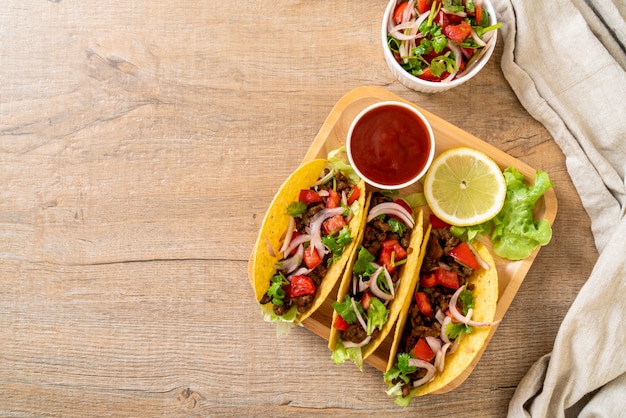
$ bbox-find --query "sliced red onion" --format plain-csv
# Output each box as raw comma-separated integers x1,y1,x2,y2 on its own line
317,190,330,197
369,266,394,302
466,241,490,270
438,261,451,270
275,244,304,274
456,37,495,79
435,309,446,325
343,336,372,349
471,29,487,47
351,297,368,331
288,266,312,278
309,207,346,255
279,216,296,254
264,235,276,257
284,233,311,256
441,8,467,17
386,267,396,297
435,342,451,372
352,275,357,295
442,44,462,83
425,336,442,353
341,190,348,208
367,202,414,229
402,0,415,24
358,276,370,292
449,285,502,327
440,315,452,345
312,168,335,186
408,358,436,387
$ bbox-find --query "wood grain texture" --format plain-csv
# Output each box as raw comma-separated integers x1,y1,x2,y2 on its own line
1,1,597,417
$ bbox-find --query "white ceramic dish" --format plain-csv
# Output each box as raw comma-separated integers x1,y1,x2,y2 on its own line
382,0,498,93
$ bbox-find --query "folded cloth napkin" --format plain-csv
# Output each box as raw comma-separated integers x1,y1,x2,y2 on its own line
495,0,626,417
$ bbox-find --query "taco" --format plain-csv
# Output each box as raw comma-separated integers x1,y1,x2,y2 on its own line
250,159,367,335
328,192,425,369
384,223,500,406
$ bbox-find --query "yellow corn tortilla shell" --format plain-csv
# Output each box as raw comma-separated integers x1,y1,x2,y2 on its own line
328,206,425,362
385,228,499,396
250,159,367,324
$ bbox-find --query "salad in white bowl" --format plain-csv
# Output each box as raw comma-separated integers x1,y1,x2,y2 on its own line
382,0,501,93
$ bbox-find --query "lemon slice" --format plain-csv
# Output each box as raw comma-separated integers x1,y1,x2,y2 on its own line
423,147,506,226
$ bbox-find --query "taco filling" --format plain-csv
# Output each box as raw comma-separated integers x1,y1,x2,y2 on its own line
259,168,362,320
384,226,500,405
330,192,422,368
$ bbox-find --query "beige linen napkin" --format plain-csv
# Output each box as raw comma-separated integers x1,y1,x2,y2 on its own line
494,0,626,417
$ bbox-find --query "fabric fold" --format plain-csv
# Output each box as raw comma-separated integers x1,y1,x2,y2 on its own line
494,0,626,416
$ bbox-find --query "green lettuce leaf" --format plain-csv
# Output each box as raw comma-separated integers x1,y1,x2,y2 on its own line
491,168,554,260
366,297,389,335
331,340,364,370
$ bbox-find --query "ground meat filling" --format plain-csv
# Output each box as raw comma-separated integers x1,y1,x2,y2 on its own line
361,193,413,285
339,193,413,344
261,170,354,315
393,228,477,391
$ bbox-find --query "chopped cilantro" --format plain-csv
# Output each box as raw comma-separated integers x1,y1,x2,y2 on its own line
388,218,407,237
267,272,289,306
352,247,376,277
286,201,306,217
321,225,352,264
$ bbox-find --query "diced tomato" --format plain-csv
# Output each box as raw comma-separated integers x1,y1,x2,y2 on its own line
443,21,472,43
361,291,374,310
379,239,408,274
393,1,409,24
417,0,431,14
445,12,464,25
412,337,435,362
420,273,437,288
436,10,449,28
288,275,316,298
326,189,341,209
429,213,451,229
448,242,480,270
415,291,434,316
303,245,322,270
299,189,322,205
435,268,460,290
417,67,442,82
475,5,483,25
332,314,349,331
322,214,347,235
347,185,360,205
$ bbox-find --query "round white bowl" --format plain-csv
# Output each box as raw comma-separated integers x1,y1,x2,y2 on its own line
382,0,498,93
346,101,435,190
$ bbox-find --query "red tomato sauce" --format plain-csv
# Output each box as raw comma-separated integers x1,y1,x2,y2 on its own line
349,104,432,186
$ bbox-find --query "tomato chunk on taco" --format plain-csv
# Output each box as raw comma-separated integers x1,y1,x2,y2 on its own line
328,192,425,369
250,159,366,335
384,224,500,405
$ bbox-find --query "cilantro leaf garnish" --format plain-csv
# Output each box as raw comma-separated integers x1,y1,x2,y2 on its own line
321,225,352,264
352,247,376,277
267,272,289,306
286,201,306,217
388,218,407,237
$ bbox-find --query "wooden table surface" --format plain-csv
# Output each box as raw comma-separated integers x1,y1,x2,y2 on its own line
0,1,598,417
